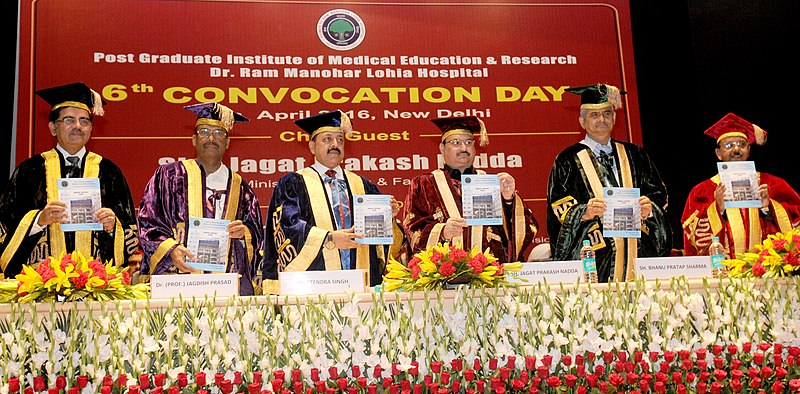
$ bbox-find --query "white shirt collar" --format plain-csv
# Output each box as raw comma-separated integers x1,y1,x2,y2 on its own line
56,144,86,161
580,135,612,154
205,164,229,191
312,160,343,179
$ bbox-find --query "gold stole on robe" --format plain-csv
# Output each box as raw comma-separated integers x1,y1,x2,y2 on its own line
284,168,369,277
577,143,637,281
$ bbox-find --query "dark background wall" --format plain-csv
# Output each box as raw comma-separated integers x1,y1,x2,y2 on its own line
2,1,797,251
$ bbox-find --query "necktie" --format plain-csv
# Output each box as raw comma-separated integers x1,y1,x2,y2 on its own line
65,156,81,178
597,150,619,187
325,169,352,270
205,188,227,219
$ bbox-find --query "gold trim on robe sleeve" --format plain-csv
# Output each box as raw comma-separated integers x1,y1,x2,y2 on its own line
344,170,371,276
772,199,792,233
181,159,208,274
0,210,39,272
150,238,179,275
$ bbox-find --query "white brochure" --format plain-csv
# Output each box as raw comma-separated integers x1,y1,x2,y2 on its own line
57,177,102,231
353,194,393,245
602,187,641,238
186,218,230,272
461,174,502,225
506,261,584,285
635,256,712,280
717,161,760,208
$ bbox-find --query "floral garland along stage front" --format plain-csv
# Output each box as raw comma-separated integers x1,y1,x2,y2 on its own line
0,277,799,393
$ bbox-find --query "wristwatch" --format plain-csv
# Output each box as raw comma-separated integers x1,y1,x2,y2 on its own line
324,232,336,250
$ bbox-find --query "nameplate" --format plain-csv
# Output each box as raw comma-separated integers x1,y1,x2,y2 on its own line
150,273,240,299
507,260,584,285
280,269,366,295
635,256,712,280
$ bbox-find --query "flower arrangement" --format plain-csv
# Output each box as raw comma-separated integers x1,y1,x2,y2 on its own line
382,242,522,291
0,277,799,394
724,228,800,278
0,251,149,302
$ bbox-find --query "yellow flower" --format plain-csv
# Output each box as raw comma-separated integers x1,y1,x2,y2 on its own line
44,263,79,292
16,264,44,294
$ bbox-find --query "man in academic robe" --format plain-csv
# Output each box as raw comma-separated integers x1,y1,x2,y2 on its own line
137,102,263,295
681,113,800,258
0,82,139,278
403,116,539,264
262,110,407,293
547,83,671,282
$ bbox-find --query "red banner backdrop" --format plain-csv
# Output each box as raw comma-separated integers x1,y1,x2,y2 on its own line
17,0,640,246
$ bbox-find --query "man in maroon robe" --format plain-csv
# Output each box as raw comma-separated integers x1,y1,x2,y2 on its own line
137,103,263,295
402,116,538,264
681,113,800,257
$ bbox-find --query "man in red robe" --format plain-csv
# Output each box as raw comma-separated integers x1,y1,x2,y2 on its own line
681,113,800,257
402,116,538,264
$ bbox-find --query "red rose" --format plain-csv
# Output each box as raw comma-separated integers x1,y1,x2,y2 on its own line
607,373,623,387
730,379,743,393
586,375,598,388
743,342,752,353
564,374,578,388
731,369,744,380
753,352,765,365
430,251,444,263
603,352,614,364
464,370,475,382
789,346,800,357
686,372,696,382
525,356,536,370
710,381,722,394
506,356,516,369
788,379,800,391
9,377,20,393
672,372,682,384
451,359,463,372
664,351,676,362
696,382,707,394
772,381,784,394
511,379,526,391
541,355,552,367
649,351,660,362
546,376,561,388
727,344,738,355
562,355,572,367
711,345,723,356
775,366,788,379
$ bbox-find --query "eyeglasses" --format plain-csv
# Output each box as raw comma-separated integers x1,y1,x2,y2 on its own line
56,117,92,127
720,140,748,150
195,128,228,139
444,139,475,147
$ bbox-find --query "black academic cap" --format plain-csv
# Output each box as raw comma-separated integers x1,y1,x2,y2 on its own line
35,82,106,116
294,110,353,139
430,116,488,146
184,102,248,131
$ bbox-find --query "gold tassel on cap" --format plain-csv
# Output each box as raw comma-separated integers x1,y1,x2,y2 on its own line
604,84,622,110
215,103,235,130
477,117,489,146
339,109,354,138
754,124,767,145
90,89,105,116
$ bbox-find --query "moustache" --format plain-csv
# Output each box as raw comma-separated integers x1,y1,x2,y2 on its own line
203,142,220,148
327,147,341,154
